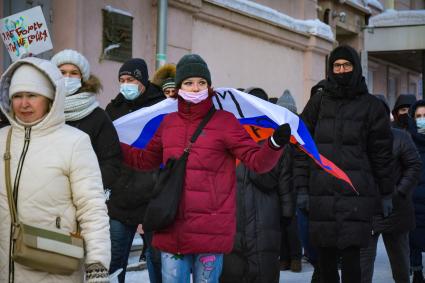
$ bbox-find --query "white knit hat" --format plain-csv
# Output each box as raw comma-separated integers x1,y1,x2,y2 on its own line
51,49,90,81
9,64,55,100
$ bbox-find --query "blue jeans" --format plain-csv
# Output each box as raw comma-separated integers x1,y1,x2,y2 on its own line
161,252,223,283
145,231,162,283
109,219,138,283
297,209,318,264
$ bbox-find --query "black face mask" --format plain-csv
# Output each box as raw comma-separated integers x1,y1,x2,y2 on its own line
333,72,353,86
397,113,409,127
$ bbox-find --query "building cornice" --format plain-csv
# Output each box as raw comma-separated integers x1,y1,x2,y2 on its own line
186,0,333,55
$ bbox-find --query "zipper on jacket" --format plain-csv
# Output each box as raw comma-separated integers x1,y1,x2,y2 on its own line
8,127,32,283
56,217,61,229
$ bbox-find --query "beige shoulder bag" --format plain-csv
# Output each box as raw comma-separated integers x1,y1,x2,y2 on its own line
4,127,84,275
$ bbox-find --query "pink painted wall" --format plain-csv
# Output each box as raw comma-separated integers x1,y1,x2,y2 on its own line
52,0,158,107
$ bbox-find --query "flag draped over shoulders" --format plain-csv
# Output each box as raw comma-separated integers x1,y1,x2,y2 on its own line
114,88,356,193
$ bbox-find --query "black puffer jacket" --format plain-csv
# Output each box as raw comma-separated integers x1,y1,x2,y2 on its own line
297,46,394,249
372,128,421,234
67,107,155,225
105,82,165,225
105,82,164,121
67,107,122,191
408,100,425,250
220,144,294,283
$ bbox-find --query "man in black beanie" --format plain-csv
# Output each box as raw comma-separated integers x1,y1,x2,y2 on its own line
295,45,394,283
105,58,165,283
106,58,165,120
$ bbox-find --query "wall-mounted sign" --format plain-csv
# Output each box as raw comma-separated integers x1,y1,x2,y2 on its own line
0,6,52,61
102,6,133,62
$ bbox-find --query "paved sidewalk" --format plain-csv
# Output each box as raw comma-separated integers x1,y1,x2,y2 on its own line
125,236,415,282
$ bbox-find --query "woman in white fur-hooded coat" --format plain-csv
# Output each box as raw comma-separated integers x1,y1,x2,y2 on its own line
0,57,110,283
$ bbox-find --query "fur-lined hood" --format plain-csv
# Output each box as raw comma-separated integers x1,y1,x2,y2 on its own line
152,64,176,88
79,74,102,94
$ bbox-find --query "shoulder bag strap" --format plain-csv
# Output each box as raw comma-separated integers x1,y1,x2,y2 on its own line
3,127,18,226
185,107,216,153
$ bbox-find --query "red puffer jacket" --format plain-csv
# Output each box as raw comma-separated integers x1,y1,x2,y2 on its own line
121,96,283,254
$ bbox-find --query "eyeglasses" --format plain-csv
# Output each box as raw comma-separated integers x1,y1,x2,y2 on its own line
333,62,353,71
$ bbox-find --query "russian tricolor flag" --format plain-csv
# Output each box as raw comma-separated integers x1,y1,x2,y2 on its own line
114,88,357,194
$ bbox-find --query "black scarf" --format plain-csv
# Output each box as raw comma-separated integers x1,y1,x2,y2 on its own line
324,45,369,99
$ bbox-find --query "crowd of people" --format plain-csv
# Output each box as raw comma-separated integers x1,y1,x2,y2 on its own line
0,44,424,283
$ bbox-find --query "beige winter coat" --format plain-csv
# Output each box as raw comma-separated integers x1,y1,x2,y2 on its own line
0,57,110,283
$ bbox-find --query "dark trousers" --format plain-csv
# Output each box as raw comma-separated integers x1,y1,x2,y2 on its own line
410,248,423,271
109,219,138,283
360,231,410,283
297,210,318,264
280,214,302,261
318,246,360,283
145,231,163,283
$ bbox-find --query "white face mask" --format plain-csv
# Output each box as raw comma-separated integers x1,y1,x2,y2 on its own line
178,89,209,104
120,83,141,100
64,77,82,96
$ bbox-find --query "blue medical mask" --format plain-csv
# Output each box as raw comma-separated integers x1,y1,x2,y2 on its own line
416,117,425,129
120,83,141,100
64,77,82,96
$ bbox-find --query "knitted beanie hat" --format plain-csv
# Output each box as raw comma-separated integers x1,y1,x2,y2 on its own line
9,64,54,100
152,63,176,91
162,77,175,91
277,90,297,114
175,54,211,88
328,45,355,67
51,49,90,81
245,87,269,101
118,58,149,86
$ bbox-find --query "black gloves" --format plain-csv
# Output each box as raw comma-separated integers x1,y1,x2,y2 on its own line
381,197,393,218
272,123,291,147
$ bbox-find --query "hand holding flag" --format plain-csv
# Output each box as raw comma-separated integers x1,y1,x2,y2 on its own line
114,87,358,195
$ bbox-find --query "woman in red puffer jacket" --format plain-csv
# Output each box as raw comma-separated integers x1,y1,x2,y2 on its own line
121,54,290,283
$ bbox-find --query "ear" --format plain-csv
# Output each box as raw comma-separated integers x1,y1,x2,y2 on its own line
139,84,146,94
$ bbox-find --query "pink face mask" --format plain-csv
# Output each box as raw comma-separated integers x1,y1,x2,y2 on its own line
178,89,209,104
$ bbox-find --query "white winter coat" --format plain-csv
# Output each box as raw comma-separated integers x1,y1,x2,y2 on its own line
0,57,110,283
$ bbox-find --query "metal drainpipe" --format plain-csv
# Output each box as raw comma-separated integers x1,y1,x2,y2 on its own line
156,0,168,70
422,50,425,99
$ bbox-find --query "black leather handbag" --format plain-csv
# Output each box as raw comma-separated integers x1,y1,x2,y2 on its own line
143,107,216,231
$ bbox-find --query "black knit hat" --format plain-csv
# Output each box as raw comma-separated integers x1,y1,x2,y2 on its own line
329,45,355,67
118,58,148,86
175,54,211,88
244,87,269,101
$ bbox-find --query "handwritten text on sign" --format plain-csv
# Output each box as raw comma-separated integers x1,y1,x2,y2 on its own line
0,6,52,61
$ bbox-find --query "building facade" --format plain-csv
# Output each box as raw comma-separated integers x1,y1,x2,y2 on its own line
1,0,424,109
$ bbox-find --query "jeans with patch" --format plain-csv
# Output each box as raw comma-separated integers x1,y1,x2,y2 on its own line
161,252,223,283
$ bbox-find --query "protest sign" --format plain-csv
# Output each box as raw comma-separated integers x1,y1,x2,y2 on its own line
0,6,52,61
